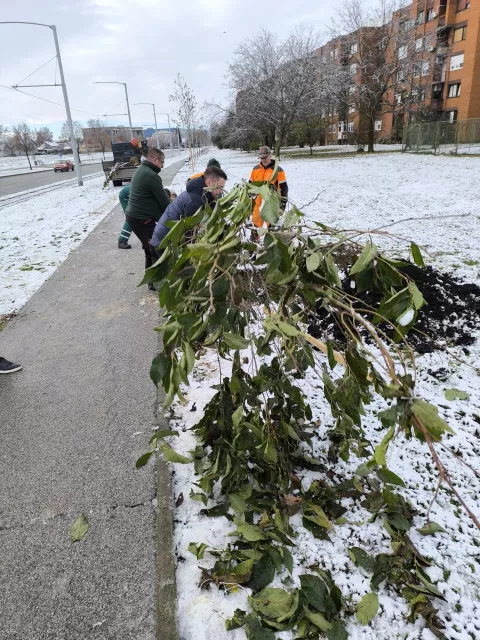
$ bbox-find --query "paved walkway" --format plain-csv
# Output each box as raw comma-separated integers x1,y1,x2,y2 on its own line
0,160,184,640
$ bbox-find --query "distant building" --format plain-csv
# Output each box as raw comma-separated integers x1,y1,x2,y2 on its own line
82,126,144,152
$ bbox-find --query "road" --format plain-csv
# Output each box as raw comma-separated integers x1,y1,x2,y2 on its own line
0,163,103,196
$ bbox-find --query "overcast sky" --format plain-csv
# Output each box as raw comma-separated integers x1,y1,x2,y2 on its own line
1,0,362,138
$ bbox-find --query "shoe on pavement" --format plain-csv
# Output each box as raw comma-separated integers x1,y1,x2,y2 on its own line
148,283,156,292
118,241,132,249
0,357,22,374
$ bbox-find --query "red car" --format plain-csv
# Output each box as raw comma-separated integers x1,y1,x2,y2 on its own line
54,160,75,172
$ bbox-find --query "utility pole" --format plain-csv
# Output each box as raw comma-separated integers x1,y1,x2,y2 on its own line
156,112,174,157
1,21,83,186
134,103,159,148
94,81,133,139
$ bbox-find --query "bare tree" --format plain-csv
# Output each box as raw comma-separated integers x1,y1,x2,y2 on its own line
85,119,111,158
228,26,324,158
330,0,438,151
12,122,37,169
169,74,197,166
60,120,83,159
35,126,54,146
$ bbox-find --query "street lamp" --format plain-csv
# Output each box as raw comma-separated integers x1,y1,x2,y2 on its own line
156,112,175,157
0,21,83,186
133,103,159,148
94,81,133,139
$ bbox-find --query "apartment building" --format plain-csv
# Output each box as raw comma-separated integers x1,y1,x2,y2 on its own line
317,0,479,144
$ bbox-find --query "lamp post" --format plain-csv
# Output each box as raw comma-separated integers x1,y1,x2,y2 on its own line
134,103,159,148
0,21,83,186
156,112,174,157
94,81,133,138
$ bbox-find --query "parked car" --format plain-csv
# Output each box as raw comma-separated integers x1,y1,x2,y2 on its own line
54,160,75,172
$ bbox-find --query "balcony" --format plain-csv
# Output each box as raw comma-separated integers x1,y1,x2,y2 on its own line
430,99,444,111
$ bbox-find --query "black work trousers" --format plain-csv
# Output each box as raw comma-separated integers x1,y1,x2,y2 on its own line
126,216,156,269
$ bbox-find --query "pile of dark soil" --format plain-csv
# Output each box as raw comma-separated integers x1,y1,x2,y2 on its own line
309,263,480,354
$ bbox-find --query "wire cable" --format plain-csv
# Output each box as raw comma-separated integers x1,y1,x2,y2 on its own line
14,55,57,87
0,83,130,123
103,98,126,116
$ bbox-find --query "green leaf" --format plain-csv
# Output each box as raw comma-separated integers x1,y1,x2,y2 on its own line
348,547,375,572
244,615,276,640
416,522,446,536
149,429,178,442
444,388,469,401
410,242,425,267
159,441,192,464
228,493,247,514
304,504,333,530
225,609,246,631
150,352,169,387
376,468,406,488
302,606,331,631
232,406,243,428
232,558,255,577
71,513,89,542
306,253,321,272
136,450,153,468
326,621,349,640
249,553,276,592
234,522,267,542
409,282,425,310
356,592,379,625
249,587,294,620
350,242,375,275
373,426,395,467
275,319,300,337
300,574,328,612
223,332,250,350
283,547,294,574
188,542,208,559
326,340,337,370
411,400,455,442
387,513,411,531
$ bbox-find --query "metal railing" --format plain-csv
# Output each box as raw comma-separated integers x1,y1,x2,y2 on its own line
402,118,480,155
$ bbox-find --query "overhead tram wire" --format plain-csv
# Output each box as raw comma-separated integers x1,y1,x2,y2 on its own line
0,83,132,124
13,55,58,88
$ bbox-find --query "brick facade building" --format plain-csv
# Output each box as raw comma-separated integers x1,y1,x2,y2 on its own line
317,0,478,144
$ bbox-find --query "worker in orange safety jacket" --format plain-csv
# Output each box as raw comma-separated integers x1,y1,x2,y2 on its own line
249,146,288,228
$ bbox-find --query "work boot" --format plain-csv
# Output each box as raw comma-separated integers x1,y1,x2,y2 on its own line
0,357,22,374
118,241,131,249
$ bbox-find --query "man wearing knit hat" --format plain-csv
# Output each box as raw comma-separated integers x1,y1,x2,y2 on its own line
249,146,288,228
188,158,222,182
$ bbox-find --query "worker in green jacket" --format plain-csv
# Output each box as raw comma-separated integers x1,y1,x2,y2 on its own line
125,148,170,282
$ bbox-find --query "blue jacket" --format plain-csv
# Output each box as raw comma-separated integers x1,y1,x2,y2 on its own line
151,176,213,248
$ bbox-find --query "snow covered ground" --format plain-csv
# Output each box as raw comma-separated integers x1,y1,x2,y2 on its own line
0,177,118,315
166,150,480,640
0,150,190,316
0,152,114,177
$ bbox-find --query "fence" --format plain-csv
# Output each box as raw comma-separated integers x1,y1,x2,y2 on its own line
402,118,480,155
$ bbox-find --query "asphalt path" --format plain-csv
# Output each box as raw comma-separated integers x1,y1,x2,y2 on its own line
0,162,103,196
0,158,185,639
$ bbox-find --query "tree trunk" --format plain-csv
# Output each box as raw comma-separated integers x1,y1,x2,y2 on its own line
26,152,32,170
310,145,313,156
367,120,375,153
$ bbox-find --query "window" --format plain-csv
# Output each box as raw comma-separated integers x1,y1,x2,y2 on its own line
334,47,339,59
421,61,430,76
415,37,423,52
417,10,425,24
397,68,406,82
446,110,458,123
457,0,470,11
454,26,467,42
375,120,382,131
426,8,436,21
448,82,461,97
350,63,357,75
350,42,358,55
398,45,407,59
349,106,355,113
395,93,402,105
413,63,421,77
450,53,464,70
419,88,426,102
